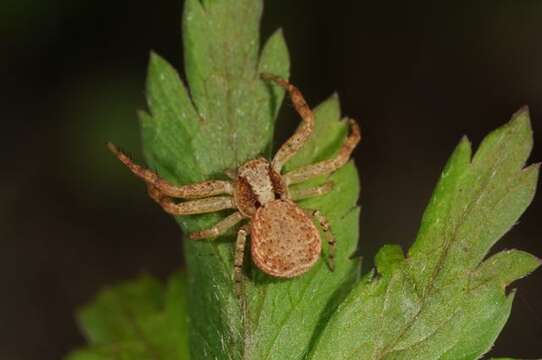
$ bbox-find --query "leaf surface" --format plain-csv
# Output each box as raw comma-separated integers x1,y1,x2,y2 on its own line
139,0,290,357
308,109,540,360
137,1,361,358
66,273,189,360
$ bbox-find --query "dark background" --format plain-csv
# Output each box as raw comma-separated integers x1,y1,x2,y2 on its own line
2,0,542,359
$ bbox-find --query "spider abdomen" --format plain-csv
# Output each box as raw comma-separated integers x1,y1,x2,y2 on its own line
251,199,321,278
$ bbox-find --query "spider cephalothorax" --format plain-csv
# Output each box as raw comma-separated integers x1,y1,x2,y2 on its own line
233,158,286,217
108,74,360,294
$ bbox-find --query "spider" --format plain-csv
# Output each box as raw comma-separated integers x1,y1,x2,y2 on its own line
108,73,360,294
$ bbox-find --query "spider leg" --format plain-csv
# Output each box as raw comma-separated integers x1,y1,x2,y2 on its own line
284,119,360,185
233,225,250,297
189,212,245,240
303,208,336,271
147,185,235,216
261,73,315,173
224,168,237,180
289,181,334,201
108,142,233,198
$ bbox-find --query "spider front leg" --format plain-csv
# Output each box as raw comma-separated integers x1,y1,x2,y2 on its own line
289,181,334,201
261,74,315,173
304,209,336,271
147,185,235,216
284,119,361,185
189,212,245,240
108,142,233,198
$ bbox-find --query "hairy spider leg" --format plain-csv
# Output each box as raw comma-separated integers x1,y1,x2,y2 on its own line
289,181,334,201
147,184,235,216
304,208,336,271
233,225,250,297
189,212,245,240
108,142,233,198
261,73,316,173
284,119,361,185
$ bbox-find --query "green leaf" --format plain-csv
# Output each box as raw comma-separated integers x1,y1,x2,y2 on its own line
309,108,540,359
142,63,360,358
140,1,291,357
137,0,362,358
182,0,289,174
65,272,189,360
92,0,539,358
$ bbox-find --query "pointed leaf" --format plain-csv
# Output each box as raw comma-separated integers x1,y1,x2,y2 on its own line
309,109,540,360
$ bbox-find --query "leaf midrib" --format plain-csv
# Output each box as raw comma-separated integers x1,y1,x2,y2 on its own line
203,1,256,171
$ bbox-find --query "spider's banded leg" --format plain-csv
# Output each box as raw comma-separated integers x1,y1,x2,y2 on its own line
284,119,360,185
147,185,235,216
261,73,315,173
189,212,245,240
304,209,336,271
233,225,250,297
108,142,233,198
289,182,334,201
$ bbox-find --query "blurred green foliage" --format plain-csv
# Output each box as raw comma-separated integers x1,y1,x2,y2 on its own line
67,273,189,359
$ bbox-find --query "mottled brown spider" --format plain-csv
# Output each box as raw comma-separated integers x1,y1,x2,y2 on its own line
108,74,360,294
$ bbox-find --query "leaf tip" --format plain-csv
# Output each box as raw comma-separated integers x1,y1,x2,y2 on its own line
514,104,530,118
268,27,287,44
449,134,472,165
508,105,532,135
259,27,290,77
476,250,541,289
507,251,542,285
375,244,404,275
148,50,167,69
459,134,471,148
